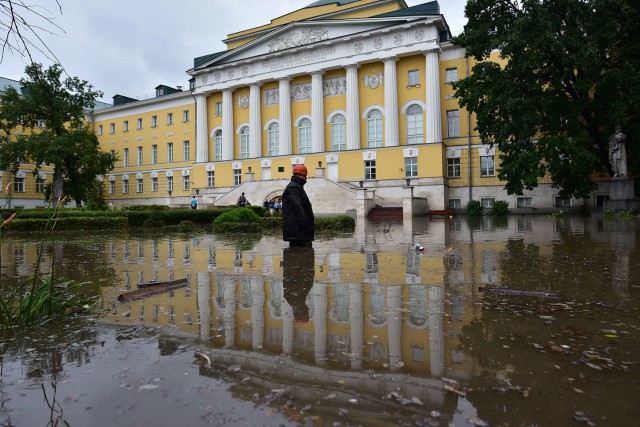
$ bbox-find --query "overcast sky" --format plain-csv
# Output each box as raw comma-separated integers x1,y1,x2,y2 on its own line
1,0,468,102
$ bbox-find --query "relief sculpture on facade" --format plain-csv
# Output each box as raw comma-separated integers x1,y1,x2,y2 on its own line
264,88,279,106
268,27,328,52
323,77,346,97
290,83,312,102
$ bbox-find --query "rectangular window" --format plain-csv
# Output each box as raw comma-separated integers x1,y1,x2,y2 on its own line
447,158,461,178
480,155,495,176
123,120,129,132
109,123,115,134
151,115,158,127
98,125,103,135
152,145,158,164
233,169,242,186
151,177,158,192
182,175,190,191
137,146,143,166
408,69,420,87
445,67,458,83
137,178,143,193
36,119,45,128
517,197,533,208
446,110,460,137
137,118,143,129
364,160,376,180
167,142,174,163
35,177,45,193
123,148,129,167
167,176,173,193
167,112,173,125
481,197,495,208
215,102,222,116
182,110,190,123
448,198,461,209
123,178,129,194
555,196,571,207
405,157,418,178
109,180,115,195
207,171,215,188
183,140,190,161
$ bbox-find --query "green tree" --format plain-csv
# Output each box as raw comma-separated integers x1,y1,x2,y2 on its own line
0,63,115,206
453,0,640,198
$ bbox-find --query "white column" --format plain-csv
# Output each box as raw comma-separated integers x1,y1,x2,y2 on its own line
346,64,360,150
387,286,402,371
349,283,363,370
429,285,445,376
195,94,209,162
251,276,265,350
425,48,442,144
196,272,211,342
313,282,327,365
311,70,325,153
383,57,399,147
278,77,292,156
249,83,262,158
222,89,234,160
223,275,237,348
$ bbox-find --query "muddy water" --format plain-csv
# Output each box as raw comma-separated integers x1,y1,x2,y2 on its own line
1,215,639,426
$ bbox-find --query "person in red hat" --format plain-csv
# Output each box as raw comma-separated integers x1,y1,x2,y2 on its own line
282,164,314,247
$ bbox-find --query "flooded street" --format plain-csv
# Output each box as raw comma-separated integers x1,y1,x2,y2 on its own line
1,214,639,426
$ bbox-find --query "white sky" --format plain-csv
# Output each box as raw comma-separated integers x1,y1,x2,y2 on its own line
1,0,467,102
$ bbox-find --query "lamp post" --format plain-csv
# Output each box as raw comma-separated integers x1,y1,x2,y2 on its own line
168,189,172,208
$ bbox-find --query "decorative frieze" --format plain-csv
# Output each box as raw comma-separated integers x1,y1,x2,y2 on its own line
268,27,328,52
263,47,336,72
323,77,346,97
264,88,279,106
290,83,311,102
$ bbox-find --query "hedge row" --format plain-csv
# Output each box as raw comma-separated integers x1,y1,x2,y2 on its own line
212,213,355,234
2,216,129,232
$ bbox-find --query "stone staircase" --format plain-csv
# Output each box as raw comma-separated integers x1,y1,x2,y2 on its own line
367,206,403,221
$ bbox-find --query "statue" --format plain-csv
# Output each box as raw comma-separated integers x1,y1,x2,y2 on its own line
609,125,628,178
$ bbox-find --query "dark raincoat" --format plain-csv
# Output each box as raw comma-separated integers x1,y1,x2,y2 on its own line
282,175,314,244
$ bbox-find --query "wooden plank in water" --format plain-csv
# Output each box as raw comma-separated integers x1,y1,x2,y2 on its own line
118,278,189,302
479,287,563,299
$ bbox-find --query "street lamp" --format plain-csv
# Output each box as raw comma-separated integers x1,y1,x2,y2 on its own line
405,178,411,187
195,188,200,195
359,180,364,188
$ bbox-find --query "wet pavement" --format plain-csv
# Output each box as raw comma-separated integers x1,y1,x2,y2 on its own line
1,214,639,426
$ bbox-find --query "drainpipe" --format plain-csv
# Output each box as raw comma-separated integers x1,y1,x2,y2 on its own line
466,56,472,204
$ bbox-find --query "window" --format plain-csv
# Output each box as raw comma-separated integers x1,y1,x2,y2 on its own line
137,118,143,129
13,178,24,192
449,198,461,209
123,120,129,132
98,125,103,135
240,126,250,159
151,115,158,127
480,155,495,176
517,197,533,208
446,110,459,137
183,176,190,191
167,142,174,163
481,198,495,208
152,145,158,164
109,180,115,195
408,69,420,87
367,109,383,148
405,157,418,178
123,178,129,194
35,177,45,193
445,67,458,83
123,148,129,167
215,102,222,116
298,118,311,154
365,160,376,180
166,113,173,125
233,169,242,186
109,123,115,134
214,130,222,161
183,140,190,161
182,110,190,123
406,104,424,145
151,177,158,192
267,123,278,156
447,158,461,178
137,178,143,193
167,176,173,192
137,146,143,166
207,170,215,188
555,196,571,207
331,114,346,151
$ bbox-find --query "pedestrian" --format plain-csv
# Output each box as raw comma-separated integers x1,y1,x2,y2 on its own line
237,192,248,207
282,164,314,246
268,200,275,216
190,195,198,210
274,199,281,215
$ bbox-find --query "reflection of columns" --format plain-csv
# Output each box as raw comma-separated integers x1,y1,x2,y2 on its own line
346,64,360,150
311,70,325,153
249,83,262,158
313,282,328,364
425,47,442,144
195,94,209,162
283,299,295,354
222,89,234,160
223,275,237,348
251,276,265,350
349,283,363,370
197,272,211,341
279,78,292,156
383,57,399,147
387,286,402,371
429,285,444,376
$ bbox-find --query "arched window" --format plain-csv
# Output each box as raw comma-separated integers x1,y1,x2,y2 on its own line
214,129,222,161
240,126,250,159
298,118,311,154
406,104,424,145
367,109,383,148
331,114,346,151
268,122,279,156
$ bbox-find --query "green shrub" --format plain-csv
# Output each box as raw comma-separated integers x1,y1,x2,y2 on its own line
213,207,263,233
125,204,170,211
315,215,355,232
2,216,128,232
488,200,509,216
177,220,198,232
466,200,484,216
143,217,165,228
604,209,616,219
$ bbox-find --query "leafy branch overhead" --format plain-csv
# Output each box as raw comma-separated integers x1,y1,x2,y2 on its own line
452,0,640,198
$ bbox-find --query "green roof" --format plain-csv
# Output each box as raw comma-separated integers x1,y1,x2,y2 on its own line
193,51,226,68
305,0,361,7
375,1,440,18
